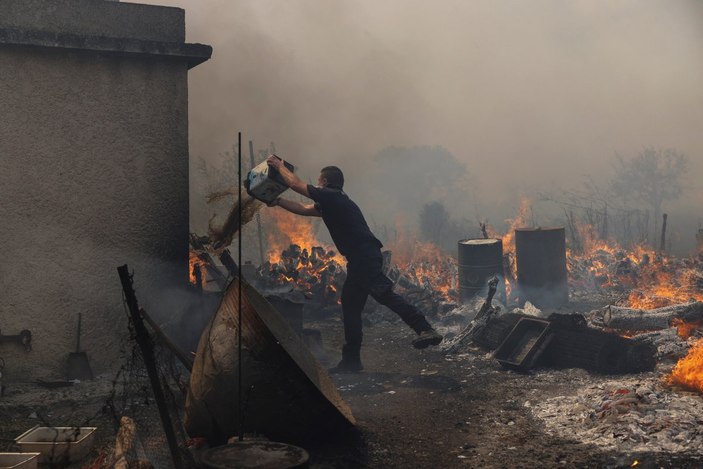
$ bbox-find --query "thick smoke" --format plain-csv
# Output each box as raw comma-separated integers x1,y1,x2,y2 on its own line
147,0,703,251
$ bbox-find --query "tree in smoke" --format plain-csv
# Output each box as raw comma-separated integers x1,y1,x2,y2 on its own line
367,145,471,224
610,147,688,244
419,201,473,252
419,201,450,245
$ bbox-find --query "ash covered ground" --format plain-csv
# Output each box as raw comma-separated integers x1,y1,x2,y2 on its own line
1,305,702,469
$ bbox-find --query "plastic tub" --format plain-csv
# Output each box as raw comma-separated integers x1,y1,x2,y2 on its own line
494,317,552,371
14,426,96,464
0,453,40,469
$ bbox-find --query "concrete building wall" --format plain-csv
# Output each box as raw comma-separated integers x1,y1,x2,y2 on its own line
0,0,211,381
0,0,184,43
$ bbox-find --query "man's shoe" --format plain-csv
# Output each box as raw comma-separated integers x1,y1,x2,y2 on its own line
329,344,364,373
328,359,363,374
412,329,443,349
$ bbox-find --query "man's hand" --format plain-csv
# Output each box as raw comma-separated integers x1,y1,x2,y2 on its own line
266,197,280,207
265,154,310,198
267,155,284,171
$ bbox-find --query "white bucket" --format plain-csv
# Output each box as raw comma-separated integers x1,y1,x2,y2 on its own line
245,157,295,203
14,426,96,464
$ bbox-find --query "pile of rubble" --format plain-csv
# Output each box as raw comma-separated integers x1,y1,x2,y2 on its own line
530,371,703,454
439,284,703,455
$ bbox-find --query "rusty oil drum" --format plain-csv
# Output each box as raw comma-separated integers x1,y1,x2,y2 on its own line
457,238,506,303
514,227,569,308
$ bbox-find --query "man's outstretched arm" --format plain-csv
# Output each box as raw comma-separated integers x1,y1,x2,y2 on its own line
267,155,310,198
269,197,321,217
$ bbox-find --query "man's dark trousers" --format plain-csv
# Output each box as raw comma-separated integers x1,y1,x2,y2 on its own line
341,243,432,348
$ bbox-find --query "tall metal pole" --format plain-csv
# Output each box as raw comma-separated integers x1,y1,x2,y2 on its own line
249,140,266,267
237,132,244,442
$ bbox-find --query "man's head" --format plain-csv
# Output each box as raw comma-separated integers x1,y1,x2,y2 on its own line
318,166,344,189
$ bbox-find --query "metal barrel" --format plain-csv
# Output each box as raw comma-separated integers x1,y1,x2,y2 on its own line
514,227,569,308
457,238,506,303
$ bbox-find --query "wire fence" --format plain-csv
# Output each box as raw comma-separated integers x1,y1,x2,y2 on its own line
0,299,201,469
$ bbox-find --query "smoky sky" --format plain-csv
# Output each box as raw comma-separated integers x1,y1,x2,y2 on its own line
145,0,703,230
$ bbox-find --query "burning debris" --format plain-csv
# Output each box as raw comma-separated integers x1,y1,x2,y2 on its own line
250,242,459,321
440,271,703,458
670,339,703,393
431,281,703,465
476,199,703,312
568,240,703,309
192,190,703,396
253,209,460,313
192,196,703,363
190,201,463,320
593,302,703,394
189,234,233,291
383,238,459,303
258,244,346,306
440,268,703,382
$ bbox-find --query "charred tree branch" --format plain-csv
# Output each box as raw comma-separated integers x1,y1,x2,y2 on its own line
444,277,499,354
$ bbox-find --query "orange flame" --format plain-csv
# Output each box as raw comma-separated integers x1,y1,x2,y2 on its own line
484,197,532,298
266,210,343,265
263,197,702,312
672,318,703,340
568,229,703,309
385,222,457,300
263,209,345,302
486,197,531,266
669,338,703,393
264,211,458,302
188,250,206,287
483,198,703,309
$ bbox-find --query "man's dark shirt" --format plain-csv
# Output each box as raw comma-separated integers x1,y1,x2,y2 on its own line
307,184,382,258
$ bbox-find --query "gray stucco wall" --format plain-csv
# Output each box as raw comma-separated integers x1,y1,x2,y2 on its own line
0,0,185,43
0,0,210,381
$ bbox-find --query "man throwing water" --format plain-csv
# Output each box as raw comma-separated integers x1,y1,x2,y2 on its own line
265,156,443,373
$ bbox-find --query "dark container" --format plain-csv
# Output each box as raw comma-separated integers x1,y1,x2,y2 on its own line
514,227,569,308
493,317,552,372
457,238,506,303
